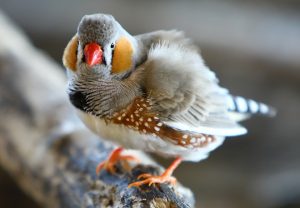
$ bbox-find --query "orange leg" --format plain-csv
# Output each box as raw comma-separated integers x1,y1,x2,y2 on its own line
96,147,140,175
128,157,182,188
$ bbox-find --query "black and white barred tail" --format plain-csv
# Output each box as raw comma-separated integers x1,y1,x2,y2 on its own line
227,95,276,118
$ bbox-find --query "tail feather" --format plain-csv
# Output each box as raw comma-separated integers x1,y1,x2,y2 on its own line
227,95,276,117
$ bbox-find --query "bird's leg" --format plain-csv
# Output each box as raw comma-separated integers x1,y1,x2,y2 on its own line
96,147,140,175
128,157,182,188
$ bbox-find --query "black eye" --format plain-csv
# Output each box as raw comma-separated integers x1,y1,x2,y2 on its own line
110,43,115,49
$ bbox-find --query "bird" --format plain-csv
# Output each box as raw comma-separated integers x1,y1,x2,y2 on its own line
62,13,276,188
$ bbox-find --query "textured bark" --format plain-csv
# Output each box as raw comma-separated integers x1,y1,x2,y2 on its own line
0,11,194,208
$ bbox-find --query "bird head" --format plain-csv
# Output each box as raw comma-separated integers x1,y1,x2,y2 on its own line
63,13,137,78
62,14,141,116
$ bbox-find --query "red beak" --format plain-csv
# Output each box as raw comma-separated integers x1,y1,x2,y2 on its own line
84,42,103,67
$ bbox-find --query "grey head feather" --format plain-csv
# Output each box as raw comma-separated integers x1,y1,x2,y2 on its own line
78,14,118,47
77,13,139,75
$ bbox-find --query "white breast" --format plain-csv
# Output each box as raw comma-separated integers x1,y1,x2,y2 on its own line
77,110,226,162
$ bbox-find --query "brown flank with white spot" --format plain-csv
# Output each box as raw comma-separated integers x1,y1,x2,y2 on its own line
107,97,215,149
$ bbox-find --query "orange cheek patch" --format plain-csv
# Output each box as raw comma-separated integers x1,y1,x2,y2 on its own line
111,36,134,74
63,35,78,71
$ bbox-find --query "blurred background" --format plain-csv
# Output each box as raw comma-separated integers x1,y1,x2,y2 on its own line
0,0,299,207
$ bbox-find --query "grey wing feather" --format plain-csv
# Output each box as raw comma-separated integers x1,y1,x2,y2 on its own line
138,31,246,136
134,30,198,65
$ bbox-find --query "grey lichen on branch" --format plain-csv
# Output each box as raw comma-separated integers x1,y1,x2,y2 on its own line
0,10,194,208
51,132,193,207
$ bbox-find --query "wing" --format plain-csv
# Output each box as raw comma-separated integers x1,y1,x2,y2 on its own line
134,30,198,66
139,35,246,136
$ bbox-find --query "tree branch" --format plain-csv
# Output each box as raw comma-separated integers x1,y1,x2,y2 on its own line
0,11,194,208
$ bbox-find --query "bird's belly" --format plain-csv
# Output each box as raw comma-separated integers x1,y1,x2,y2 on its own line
77,110,225,162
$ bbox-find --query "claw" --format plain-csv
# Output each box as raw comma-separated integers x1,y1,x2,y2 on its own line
128,174,177,188
128,157,182,188
96,162,106,174
96,147,140,175
137,173,153,180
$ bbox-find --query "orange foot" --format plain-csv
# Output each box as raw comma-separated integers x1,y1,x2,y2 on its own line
128,157,182,188
96,147,140,175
